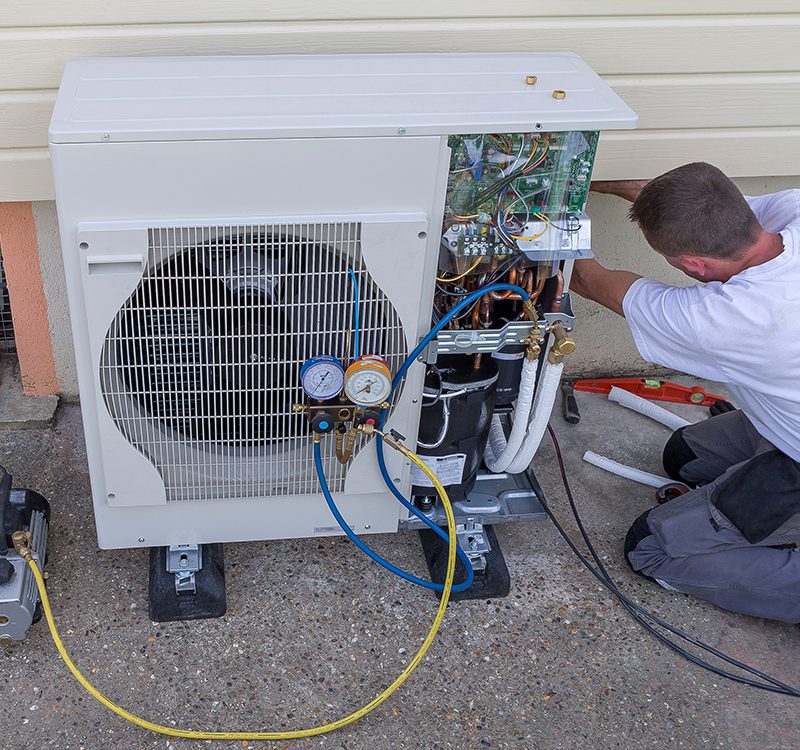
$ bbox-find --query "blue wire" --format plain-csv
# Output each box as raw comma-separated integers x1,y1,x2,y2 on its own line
348,268,360,359
313,441,474,592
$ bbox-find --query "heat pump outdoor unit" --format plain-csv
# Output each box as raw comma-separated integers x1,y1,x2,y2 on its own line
50,53,635,612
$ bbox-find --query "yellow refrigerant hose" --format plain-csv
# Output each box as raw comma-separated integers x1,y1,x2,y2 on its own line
16,442,457,741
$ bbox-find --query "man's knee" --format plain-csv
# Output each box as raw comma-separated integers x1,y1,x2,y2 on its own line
662,426,698,484
623,508,654,577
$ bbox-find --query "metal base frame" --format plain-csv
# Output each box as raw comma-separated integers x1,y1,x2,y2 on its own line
406,467,548,601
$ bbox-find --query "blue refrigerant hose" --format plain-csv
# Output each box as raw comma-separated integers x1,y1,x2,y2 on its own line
374,282,532,578
314,441,473,592
318,282,530,592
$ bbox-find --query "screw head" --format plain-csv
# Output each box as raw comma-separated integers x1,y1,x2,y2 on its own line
364,524,372,530
397,127,407,135
103,133,110,141
137,537,145,543
535,122,543,130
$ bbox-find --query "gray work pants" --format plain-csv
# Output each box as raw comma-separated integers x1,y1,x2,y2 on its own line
625,410,800,624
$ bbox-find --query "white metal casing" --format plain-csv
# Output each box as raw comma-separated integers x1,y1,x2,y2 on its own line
49,53,635,550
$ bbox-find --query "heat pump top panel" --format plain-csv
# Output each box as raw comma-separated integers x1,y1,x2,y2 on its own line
49,53,636,144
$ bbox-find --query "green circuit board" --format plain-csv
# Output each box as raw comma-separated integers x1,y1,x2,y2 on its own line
439,130,598,267
445,130,598,220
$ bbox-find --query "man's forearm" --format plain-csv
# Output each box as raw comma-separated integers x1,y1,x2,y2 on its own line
590,179,650,203
569,259,642,317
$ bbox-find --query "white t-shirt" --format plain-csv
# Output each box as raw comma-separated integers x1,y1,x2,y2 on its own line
622,189,800,461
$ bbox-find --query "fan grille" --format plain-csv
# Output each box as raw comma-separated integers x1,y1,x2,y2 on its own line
100,222,406,502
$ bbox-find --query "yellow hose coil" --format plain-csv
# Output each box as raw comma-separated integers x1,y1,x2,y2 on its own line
25,447,456,741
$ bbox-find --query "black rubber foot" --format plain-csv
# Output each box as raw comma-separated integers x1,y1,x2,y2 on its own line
418,524,511,602
148,543,226,622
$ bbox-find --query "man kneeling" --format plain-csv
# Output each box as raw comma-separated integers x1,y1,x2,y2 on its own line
570,163,800,624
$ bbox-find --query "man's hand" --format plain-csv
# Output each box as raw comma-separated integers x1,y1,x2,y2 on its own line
570,259,642,317
590,179,650,203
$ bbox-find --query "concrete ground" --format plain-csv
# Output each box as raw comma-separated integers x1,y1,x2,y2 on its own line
2,383,799,750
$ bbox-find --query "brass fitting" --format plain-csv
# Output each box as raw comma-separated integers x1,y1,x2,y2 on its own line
521,336,542,361
381,432,411,458
522,299,537,322
335,427,359,464
292,404,308,413
358,422,376,436
548,322,576,364
11,530,33,562
521,301,543,360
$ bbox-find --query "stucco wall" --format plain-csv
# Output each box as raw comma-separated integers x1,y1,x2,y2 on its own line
34,175,799,399
32,200,78,398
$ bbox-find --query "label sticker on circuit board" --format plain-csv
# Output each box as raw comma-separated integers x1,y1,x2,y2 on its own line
410,454,467,487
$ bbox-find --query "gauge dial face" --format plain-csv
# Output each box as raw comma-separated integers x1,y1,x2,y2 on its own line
300,356,345,401
344,359,392,407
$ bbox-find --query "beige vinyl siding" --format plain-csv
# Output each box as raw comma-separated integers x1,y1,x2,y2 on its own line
1,3,799,201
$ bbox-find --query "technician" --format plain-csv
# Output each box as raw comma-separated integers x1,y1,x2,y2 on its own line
569,162,800,624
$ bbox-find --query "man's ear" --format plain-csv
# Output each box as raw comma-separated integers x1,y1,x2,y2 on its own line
677,255,706,278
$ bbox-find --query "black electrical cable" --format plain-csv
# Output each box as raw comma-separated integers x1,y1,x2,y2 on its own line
534,424,800,698
543,425,800,692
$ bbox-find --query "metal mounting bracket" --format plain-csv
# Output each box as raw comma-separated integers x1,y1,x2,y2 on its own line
166,544,202,596
421,293,576,363
457,519,492,573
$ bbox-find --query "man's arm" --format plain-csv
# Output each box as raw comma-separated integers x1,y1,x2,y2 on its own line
569,259,641,317
590,179,650,203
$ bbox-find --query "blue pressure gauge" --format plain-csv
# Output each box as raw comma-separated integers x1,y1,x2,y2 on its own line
300,356,346,401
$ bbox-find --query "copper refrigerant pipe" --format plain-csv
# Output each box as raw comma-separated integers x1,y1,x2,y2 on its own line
504,268,537,303
480,296,493,327
490,267,518,300
551,270,564,313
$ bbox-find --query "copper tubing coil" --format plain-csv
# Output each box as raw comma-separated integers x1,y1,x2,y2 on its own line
489,267,518,300
492,268,543,303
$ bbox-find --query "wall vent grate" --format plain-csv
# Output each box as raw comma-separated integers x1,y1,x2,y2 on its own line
0,247,16,353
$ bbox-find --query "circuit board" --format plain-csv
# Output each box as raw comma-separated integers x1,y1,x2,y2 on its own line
441,131,598,266
445,131,598,219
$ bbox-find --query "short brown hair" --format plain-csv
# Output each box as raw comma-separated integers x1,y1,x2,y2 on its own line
628,162,762,258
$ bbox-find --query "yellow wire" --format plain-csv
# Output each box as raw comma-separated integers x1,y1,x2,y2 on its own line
436,256,482,283
511,227,549,241
512,212,551,241
26,448,457,741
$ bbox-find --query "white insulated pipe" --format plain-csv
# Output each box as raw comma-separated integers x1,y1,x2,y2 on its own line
583,450,672,488
484,358,538,473
504,358,565,474
608,386,691,432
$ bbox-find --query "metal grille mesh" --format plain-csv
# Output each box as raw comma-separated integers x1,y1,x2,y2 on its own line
0,246,16,352
99,223,406,502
